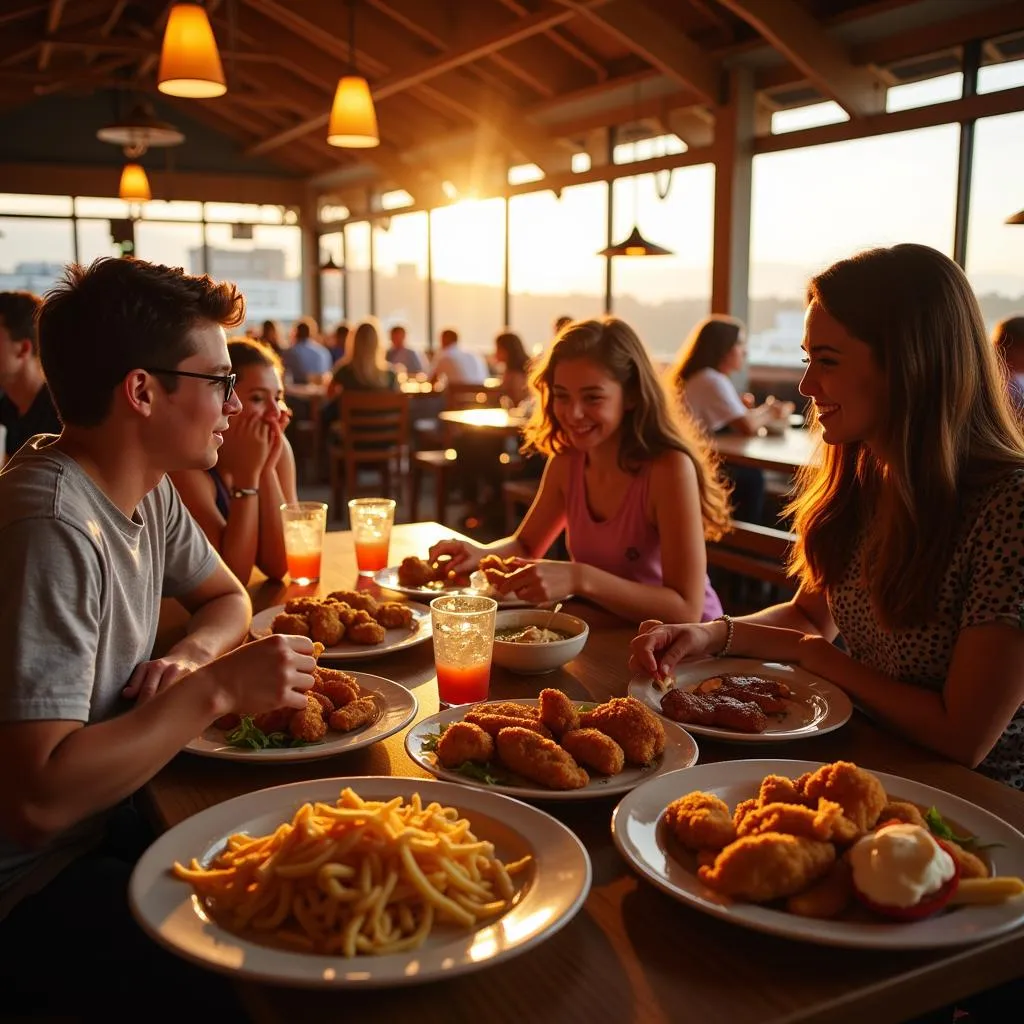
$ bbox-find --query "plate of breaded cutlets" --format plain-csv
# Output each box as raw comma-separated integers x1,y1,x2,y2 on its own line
405,690,699,800
250,591,433,661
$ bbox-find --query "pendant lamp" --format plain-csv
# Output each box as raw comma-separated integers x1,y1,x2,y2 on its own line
327,2,379,148
1007,209,1024,225
320,253,343,273
158,2,227,99
119,163,152,202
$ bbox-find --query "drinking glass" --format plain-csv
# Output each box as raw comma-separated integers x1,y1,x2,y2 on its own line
348,498,396,575
280,501,328,585
430,595,498,707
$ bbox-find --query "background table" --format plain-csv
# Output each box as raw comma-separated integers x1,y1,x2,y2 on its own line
150,523,1024,1024
714,427,819,475
438,407,528,434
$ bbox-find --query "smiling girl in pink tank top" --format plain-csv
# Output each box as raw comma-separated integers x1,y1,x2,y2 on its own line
430,317,730,625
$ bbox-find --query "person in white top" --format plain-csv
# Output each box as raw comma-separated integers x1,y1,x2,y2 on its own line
428,327,488,386
668,315,793,436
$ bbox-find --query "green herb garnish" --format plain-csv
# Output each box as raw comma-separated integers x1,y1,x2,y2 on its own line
924,806,1003,851
454,761,506,786
420,723,449,753
224,715,320,752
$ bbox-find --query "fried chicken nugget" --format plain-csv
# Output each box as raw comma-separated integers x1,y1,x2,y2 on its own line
290,695,328,742
698,833,835,902
736,798,861,845
329,696,377,733
561,728,624,776
374,602,414,629
733,797,759,830
348,620,387,645
271,612,310,636
253,708,293,734
878,800,927,828
539,688,579,737
436,721,495,768
307,604,345,646
759,775,808,807
283,597,324,614
308,691,335,717
328,590,379,615
803,761,887,832
664,792,736,851
477,702,539,722
945,841,990,880
313,667,361,708
397,556,434,588
338,606,373,628
495,726,588,790
579,696,665,765
464,709,552,739
786,857,854,919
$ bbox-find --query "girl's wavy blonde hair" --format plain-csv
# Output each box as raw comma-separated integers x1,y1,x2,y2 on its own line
522,316,731,540
788,243,1024,628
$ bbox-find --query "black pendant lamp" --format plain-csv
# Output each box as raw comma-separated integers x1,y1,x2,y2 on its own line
599,224,673,257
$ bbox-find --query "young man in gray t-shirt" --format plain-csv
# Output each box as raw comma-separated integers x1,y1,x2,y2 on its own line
0,258,317,1015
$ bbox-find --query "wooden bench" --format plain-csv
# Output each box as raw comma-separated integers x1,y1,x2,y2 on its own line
707,521,797,610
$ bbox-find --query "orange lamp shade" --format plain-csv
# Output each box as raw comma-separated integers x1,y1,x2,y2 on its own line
158,3,227,99
119,163,152,202
327,76,379,148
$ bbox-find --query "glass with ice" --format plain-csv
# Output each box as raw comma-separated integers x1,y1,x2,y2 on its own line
348,498,396,575
279,502,328,585
430,595,497,706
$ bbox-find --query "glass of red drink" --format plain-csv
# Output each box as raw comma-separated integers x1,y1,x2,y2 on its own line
280,501,328,585
430,595,497,707
348,498,396,576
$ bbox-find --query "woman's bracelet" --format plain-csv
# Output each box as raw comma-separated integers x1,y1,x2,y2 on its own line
715,614,734,657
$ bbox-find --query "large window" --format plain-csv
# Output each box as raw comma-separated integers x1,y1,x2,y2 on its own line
610,165,715,365
0,217,74,294
320,231,344,329
431,199,504,357
374,212,428,351
508,184,606,357
344,222,372,325
965,110,1024,334
748,125,960,366
135,221,204,272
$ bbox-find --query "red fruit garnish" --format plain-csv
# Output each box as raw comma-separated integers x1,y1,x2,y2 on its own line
853,837,961,922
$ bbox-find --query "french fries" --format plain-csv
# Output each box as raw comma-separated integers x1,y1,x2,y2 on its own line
949,877,1024,905
172,788,531,956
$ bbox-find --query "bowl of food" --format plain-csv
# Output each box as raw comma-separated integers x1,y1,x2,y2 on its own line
491,609,589,675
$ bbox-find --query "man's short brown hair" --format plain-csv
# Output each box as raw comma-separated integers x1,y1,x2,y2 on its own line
0,291,41,355
38,258,245,427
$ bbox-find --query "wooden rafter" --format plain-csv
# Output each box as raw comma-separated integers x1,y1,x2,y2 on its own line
38,0,65,70
717,0,883,116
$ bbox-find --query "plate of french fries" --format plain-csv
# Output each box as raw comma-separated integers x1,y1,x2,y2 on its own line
129,777,591,987
612,759,1024,949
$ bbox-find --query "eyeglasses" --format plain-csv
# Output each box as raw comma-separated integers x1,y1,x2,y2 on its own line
144,368,237,404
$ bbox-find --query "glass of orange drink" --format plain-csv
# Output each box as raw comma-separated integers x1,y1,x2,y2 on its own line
279,502,328,585
430,595,498,707
348,498,396,575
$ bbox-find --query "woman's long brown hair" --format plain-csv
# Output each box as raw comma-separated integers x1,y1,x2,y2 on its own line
788,243,1024,628
667,315,744,394
522,316,732,540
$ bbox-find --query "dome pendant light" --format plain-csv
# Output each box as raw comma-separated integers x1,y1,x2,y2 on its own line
158,2,227,99
119,162,152,202
327,1,379,148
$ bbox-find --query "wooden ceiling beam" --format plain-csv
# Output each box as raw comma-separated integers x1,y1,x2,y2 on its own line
39,30,275,62
581,0,722,106
717,0,883,116
493,0,607,79
38,0,66,70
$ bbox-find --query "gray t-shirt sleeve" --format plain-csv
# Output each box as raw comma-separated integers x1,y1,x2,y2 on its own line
158,476,219,598
0,518,101,722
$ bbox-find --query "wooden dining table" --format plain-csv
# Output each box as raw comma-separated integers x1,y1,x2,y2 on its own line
148,522,1024,1024
714,427,820,475
438,407,528,435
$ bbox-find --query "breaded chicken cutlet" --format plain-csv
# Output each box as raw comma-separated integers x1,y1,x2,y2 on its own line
664,792,736,851
579,696,665,764
698,833,835,902
495,727,589,790
560,728,624,776
436,721,495,768
539,687,579,737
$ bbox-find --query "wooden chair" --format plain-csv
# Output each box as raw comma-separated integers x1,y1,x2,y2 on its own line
706,520,797,612
329,391,409,516
502,477,540,533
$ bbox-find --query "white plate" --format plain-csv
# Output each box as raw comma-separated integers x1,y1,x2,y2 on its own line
612,759,1024,950
629,657,853,743
373,566,537,608
129,776,591,988
250,600,432,661
405,697,699,801
184,672,418,763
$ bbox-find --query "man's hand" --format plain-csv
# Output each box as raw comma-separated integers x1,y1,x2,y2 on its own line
123,656,200,705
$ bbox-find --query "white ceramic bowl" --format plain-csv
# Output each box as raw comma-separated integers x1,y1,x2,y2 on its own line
491,609,589,675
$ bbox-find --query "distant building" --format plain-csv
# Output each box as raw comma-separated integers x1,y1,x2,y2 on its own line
187,247,286,280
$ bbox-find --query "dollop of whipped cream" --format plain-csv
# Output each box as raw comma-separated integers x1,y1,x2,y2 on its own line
849,823,956,908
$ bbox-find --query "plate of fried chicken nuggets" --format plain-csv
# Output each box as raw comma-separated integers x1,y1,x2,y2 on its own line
186,665,418,762
372,556,471,600
405,692,699,800
612,759,1024,949
628,656,853,742
250,592,432,661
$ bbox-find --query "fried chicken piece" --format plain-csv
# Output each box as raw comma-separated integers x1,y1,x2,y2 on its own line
283,597,325,614
347,620,387,645
698,833,835,903
561,728,624,776
945,841,990,880
338,606,374,628
664,792,736,852
290,695,328,742
253,708,293,734
397,556,435,588
696,849,719,869
759,775,809,808
435,721,495,768
374,602,414,629
579,696,665,765
313,667,361,708
307,604,345,646
327,590,379,615
311,642,325,659
802,761,887,832
733,798,759,830
660,689,768,733
328,695,377,733
271,612,310,636
736,798,861,845
878,800,927,828
495,726,588,790
538,688,579,738
477,702,539,722
464,710,553,739
479,553,516,585
793,772,814,797
786,857,854,919
308,691,335,717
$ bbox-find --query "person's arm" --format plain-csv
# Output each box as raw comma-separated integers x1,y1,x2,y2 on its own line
0,635,316,848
